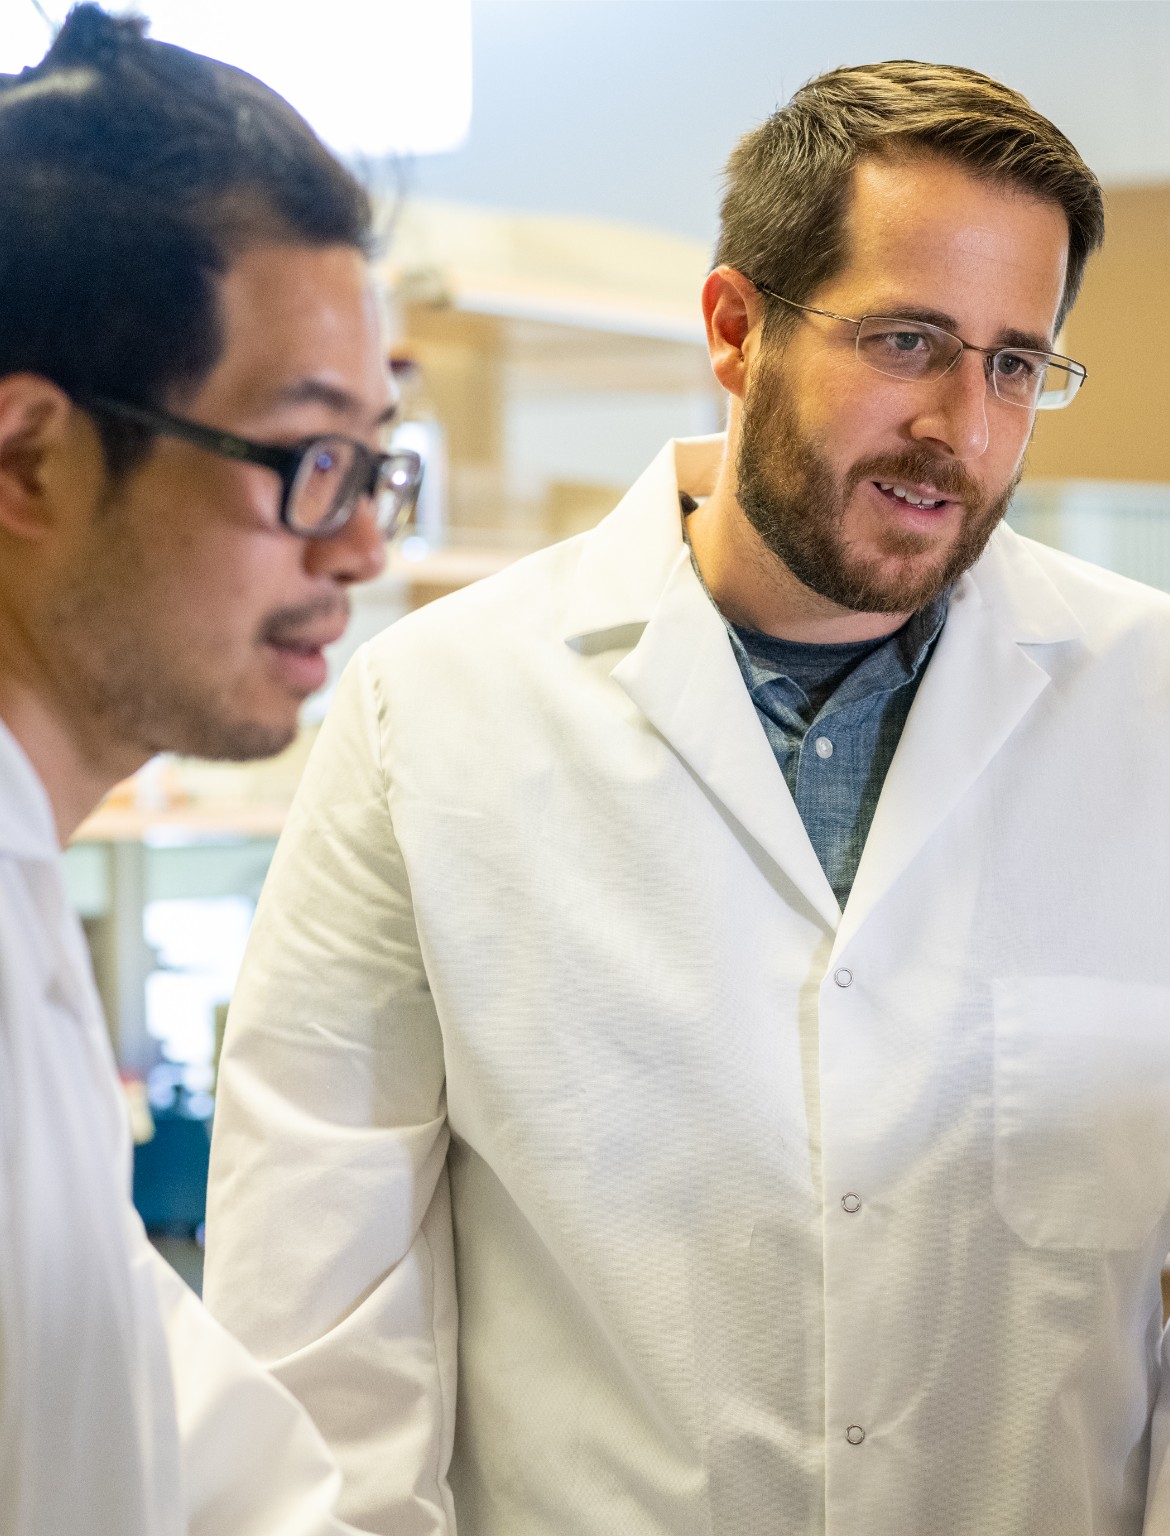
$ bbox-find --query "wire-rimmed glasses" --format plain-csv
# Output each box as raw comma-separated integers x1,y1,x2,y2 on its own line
752,286,1087,411
74,393,424,538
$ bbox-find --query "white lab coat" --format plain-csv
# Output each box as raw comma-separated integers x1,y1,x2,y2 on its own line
207,435,1170,1536
0,720,374,1536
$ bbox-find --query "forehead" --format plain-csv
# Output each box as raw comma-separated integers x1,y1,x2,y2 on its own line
187,242,391,422
821,154,1070,337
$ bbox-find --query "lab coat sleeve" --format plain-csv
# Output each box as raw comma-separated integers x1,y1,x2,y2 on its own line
203,646,457,1536
141,1229,373,1536
1144,1313,1170,1531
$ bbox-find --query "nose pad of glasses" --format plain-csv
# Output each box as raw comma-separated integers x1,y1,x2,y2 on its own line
939,343,968,378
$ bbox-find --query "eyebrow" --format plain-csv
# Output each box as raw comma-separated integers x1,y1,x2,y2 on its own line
271,377,400,428
865,304,1054,354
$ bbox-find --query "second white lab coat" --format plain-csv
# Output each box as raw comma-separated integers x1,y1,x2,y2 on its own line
208,436,1170,1535
0,720,374,1536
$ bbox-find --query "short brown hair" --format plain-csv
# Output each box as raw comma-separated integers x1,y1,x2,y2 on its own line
715,60,1104,334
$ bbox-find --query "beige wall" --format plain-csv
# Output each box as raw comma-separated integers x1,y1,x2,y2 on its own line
1027,184,1170,482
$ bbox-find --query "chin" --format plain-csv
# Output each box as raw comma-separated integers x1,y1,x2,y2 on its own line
162,709,300,764
220,716,301,762
226,727,299,763
828,551,959,616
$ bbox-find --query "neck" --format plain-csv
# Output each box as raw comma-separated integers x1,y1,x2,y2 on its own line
0,656,145,848
687,454,909,645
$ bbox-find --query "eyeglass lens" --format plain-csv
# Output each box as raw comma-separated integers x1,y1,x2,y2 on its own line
287,439,419,536
854,317,1080,410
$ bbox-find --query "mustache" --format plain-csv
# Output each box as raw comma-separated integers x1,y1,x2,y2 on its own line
848,450,984,503
260,595,350,647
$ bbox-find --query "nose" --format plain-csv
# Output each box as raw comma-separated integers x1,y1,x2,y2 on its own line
908,349,990,462
304,497,387,585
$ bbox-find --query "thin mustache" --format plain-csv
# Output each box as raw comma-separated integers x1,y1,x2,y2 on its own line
850,453,982,502
261,597,350,647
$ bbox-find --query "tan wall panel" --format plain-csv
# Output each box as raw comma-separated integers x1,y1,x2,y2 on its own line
1027,185,1170,482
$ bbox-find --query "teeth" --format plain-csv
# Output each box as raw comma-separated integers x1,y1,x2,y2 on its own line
877,482,943,509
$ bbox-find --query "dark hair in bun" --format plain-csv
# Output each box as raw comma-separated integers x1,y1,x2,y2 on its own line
0,4,372,474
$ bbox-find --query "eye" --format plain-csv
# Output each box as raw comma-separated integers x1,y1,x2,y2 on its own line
860,327,931,354
995,352,1037,379
312,448,339,474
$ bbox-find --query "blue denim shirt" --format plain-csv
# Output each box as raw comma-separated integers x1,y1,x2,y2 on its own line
685,515,948,908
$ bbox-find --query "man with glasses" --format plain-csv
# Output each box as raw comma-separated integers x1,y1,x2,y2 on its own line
207,62,1170,1536
0,8,417,1533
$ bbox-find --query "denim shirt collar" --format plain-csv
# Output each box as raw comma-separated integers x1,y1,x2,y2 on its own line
729,590,950,719
680,498,949,719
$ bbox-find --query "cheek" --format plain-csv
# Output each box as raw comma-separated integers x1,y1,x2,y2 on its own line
211,540,295,641
807,377,898,470
107,461,300,658
151,526,288,657
998,414,1035,477
966,409,1035,500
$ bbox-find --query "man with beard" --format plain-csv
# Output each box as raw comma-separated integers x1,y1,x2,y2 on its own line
0,8,419,1533
206,63,1170,1536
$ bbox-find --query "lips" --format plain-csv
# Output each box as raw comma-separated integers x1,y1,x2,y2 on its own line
851,449,980,517
262,599,350,654
264,637,332,696
262,606,349,696
873,480,955,511
268,622,348,655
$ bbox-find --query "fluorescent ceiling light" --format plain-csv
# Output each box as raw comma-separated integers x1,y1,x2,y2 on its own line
0,2,56,76
0,0,472,158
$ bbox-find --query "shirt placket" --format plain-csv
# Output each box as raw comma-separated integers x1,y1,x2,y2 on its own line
790,698,872,910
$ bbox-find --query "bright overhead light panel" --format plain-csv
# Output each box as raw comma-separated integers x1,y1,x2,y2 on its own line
0,1,56,75
1,0,473,158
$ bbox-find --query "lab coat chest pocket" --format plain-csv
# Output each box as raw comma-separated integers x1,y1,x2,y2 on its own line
993,976,1170,1251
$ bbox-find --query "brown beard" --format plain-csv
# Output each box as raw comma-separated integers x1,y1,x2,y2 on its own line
734,353,1021,614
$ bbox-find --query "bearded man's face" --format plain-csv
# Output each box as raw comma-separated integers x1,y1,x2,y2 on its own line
735,341,1017,615
731,155,1069,615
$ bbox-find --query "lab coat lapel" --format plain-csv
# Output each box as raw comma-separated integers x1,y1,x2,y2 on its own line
561,439,841,927
613,554,842,932
836,525,1084,949
565,437,841,932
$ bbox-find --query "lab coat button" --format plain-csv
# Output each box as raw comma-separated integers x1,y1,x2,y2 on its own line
841,1192,862,1214
846,1425,866,1445
815,735,834,759
833,967,853,988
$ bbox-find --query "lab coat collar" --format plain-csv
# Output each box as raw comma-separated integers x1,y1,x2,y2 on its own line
832,515,1086,943
834,566,1056,949
561,435,724,649
567,437,842,930
0,718,59,862
563,435,1087,936
965,517,1084,645
562,433,1084,651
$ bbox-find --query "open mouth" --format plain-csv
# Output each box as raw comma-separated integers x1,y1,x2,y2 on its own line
273,635,337,658
873,480,952,512
260,601,350,696
264,637,334,695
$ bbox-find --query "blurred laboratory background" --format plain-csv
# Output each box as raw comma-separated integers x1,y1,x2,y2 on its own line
24,0,1169,1288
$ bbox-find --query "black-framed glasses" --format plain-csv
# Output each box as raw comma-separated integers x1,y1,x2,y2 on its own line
751,285,1087,411
74,393,423,538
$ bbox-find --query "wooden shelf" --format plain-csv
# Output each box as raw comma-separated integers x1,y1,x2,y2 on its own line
73,802,288,844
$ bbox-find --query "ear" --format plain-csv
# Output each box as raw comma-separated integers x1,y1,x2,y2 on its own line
0,375,77,542
702,265,769,402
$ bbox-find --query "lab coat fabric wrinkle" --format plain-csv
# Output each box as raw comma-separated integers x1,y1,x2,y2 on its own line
205,435,1170,1536
0,720,374,1536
